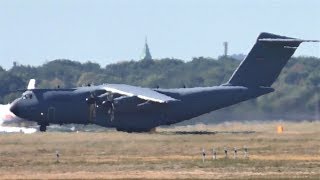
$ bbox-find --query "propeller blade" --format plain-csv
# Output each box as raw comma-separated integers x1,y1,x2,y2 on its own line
110,110,115,121
110,102,115,121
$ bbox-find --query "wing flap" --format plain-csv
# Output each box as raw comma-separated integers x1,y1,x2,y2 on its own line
101,84,177,103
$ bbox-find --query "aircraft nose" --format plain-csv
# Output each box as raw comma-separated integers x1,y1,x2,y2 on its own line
10,103,20,117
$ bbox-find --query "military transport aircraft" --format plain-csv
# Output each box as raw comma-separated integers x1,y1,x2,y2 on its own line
9,32,318,132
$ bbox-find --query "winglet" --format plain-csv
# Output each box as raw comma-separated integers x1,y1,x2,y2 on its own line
27,79,36,90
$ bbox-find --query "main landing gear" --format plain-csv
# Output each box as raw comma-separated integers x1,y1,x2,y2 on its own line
39,124,47,132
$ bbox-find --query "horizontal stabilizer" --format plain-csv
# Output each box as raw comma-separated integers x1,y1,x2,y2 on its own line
258,38,319,43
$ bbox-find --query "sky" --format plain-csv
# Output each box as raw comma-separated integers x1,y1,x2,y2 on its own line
0,0,319,69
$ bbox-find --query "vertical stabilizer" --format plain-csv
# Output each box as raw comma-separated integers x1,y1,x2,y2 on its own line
227,32,318,87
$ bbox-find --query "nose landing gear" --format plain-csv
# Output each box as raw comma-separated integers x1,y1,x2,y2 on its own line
39,124,47,132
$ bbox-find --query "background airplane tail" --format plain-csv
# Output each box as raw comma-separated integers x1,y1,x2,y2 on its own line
226,32,315,87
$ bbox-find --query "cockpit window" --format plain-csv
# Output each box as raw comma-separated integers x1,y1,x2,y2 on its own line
22,93,33,99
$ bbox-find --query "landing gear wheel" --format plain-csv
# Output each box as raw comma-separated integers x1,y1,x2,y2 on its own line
39,125,47,132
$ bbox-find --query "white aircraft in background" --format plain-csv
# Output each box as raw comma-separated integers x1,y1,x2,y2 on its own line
0,79,37,134
0,103,36,133
0,104,21,124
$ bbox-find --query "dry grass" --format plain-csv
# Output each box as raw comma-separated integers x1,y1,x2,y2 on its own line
0,121,319,179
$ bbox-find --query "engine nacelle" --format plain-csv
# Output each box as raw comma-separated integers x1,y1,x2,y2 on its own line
86,92,113,105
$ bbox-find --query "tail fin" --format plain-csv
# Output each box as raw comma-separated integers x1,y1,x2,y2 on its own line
227,32,318,87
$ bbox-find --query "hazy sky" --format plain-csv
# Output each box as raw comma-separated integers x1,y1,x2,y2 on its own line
0,0,319,69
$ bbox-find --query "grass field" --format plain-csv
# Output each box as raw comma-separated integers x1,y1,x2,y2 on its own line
0,121,319,179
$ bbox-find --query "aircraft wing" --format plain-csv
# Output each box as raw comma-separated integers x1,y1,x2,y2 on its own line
101,84,178,103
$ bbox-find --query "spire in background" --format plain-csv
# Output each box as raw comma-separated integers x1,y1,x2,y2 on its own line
141,37,152,61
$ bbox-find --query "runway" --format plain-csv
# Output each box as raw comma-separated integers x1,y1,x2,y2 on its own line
0,121,319,179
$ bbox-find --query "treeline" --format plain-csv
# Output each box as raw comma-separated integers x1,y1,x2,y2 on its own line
1,56,320,122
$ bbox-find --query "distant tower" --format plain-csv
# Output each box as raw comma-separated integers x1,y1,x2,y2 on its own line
141,37,152,60
223,42,228,57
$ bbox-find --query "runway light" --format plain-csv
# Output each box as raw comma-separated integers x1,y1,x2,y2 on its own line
56,150,60,163
277,125,284,134
244,146,248,159
224,147,228,158
202,148,206,163
212,148,217,160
